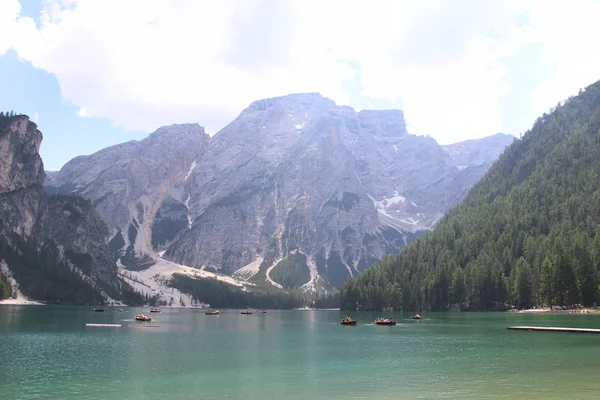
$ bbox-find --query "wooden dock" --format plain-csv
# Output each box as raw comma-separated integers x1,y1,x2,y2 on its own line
85,323,121,327
507,326,600,334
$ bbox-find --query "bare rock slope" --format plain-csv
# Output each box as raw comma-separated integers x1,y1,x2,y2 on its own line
48,94,514,290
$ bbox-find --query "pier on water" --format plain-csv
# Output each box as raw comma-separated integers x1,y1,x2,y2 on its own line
507,326,600,334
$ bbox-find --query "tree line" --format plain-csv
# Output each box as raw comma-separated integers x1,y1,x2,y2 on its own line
170,273,339,309
0,273,12,300
0,111,23,118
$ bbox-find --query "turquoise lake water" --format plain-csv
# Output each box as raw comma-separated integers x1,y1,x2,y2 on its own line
1,306,600,399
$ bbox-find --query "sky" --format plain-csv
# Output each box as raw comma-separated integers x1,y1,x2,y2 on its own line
1,0,600,171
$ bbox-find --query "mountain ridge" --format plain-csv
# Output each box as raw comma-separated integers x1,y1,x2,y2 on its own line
46,93,514,290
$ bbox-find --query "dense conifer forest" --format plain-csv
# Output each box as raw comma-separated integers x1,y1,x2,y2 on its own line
170,274,339,309
0,234,105,304
341,81,600,311
0,273,11,299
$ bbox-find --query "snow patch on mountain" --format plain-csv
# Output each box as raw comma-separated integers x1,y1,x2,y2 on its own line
184,195,193,229
184,160,198,181
233,257,263,280
375,194,406,208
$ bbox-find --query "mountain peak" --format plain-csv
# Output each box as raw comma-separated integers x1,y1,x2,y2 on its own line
149,123,207,140
245,93,336,113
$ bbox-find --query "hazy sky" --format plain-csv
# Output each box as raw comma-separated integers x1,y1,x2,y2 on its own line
1,0,600,170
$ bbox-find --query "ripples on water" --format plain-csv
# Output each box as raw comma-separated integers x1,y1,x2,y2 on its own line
1,307,600,399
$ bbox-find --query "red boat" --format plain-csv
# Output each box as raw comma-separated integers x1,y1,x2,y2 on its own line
412,314,422,320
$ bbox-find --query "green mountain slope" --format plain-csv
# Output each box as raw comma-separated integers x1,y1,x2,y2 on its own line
341,81,600,311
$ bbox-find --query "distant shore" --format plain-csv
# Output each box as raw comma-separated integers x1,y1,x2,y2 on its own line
0,298,44,305
509,307,598,314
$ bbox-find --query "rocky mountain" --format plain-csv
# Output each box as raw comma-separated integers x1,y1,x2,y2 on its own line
442,133,515,168
47,93,513,291
0,115,138,304
168,94,513,288
46,124,210,269
340,79,600,311
46,194,120,289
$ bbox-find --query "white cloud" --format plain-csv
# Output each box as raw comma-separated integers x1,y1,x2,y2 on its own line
2,0,600,143
33,111,39,122
525,0,600,117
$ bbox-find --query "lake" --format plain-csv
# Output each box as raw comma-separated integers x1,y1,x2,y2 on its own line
1,306,599,399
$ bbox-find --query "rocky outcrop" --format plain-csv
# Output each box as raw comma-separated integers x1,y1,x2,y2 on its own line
0,116,45,242
47,194,119,288
0,115,135,304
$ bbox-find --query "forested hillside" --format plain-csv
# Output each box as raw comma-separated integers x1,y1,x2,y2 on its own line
170,274,339,309
341,81,600,311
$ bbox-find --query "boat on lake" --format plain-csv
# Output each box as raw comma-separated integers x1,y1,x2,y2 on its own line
205,310,220,315
412,314,422,320
93,306,104,312
135,314,152,322
340,316,357,325
374,317,396,325
150,308,161,313
241,311,253,315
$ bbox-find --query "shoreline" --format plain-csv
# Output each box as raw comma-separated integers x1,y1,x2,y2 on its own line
509,307,598,314
0,298,44,305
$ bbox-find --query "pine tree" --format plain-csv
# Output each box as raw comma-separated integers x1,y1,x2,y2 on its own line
512,257,533,309
540,257,554,306
450,267,465,307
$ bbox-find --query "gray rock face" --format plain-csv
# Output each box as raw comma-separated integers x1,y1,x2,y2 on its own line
47,124,210,267
442,133,515,168
0,116,45,242
47,94,513,290
47,195,119,288
164,94,513,288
